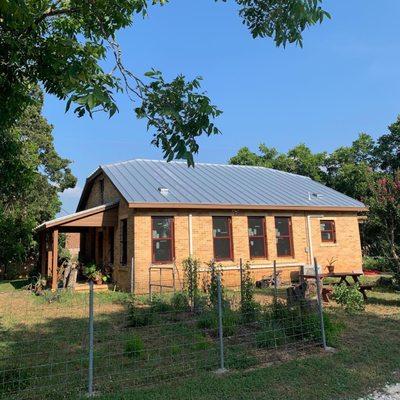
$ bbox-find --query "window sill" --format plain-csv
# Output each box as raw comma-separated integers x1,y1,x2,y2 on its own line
321,243,338,247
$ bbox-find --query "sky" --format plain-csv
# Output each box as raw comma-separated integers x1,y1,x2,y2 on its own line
42,0,400,215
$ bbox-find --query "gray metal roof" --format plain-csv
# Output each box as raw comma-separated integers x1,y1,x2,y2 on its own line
100,159,365,209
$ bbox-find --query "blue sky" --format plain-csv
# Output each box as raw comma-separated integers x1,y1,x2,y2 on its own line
43,0,400,215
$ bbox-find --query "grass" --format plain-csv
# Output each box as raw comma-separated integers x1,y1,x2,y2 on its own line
0,278,399,400
97,288,400,400
0,278,29,292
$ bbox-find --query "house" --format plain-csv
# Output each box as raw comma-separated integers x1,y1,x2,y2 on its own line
36,159,367,293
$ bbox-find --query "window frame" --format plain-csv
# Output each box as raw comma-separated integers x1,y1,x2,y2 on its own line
151,216,175,264
320,220,336,243
248,216,267,259
274,216,294,258
212,216,234,261
120,219,127,266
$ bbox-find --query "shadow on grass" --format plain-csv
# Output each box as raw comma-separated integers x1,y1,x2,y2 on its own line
367,296,400,307
0,279,30,291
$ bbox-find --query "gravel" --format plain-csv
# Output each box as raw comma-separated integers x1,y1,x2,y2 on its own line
359,383,400,400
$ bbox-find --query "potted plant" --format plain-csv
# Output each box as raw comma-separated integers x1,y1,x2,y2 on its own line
326,257,338,274
84,263,107,285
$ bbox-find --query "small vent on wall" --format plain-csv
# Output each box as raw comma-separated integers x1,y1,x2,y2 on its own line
158,187,169,197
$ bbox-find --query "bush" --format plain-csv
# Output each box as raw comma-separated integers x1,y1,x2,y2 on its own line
333,283,365,312
240,261,260,323
150,295,172,313
182,257,200,309
125,334,145,359
363,256,384,272
170,292,190,312
256,301,337,348
127,302,153,327
197,306,238,337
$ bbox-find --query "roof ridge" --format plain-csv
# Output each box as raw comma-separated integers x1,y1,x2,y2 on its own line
100,158,310,179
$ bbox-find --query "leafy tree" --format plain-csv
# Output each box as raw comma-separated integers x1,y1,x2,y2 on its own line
0,89,76,274
364,171,400,284
0,0,330,164
228,118,400,278
229,143,326,181
374,117,400,174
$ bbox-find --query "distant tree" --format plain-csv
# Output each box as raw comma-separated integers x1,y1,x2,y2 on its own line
365,171,400,284
228,118,400,272
229,143,326,181
0,89,76,273
374,117,400,174
0,0,330,164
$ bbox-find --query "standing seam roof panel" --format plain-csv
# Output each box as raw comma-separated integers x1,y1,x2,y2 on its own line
100,159,366,208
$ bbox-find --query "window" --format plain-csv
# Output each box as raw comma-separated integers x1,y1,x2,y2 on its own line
152,217,174,263
320,220,336,243
213,216,233,261
275,217,294,257
120,219,127,265
99,179,104,204
248,217,267,258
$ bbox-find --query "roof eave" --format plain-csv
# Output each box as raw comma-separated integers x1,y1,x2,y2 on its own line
35,201,119,232
128,202,368,212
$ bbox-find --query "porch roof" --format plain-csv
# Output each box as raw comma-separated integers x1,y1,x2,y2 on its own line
35,202,119,232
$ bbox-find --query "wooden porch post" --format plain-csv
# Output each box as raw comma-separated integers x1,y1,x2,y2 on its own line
51,229,59,291
40,232,47,275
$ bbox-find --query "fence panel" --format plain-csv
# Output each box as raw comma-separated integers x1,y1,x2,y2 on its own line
0,289,89,399
0,268,326,399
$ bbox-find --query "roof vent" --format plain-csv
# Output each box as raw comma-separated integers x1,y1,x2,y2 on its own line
158,187,169,196
308,192,323,200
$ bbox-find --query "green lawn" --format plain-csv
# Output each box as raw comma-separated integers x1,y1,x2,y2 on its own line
0,277,399,400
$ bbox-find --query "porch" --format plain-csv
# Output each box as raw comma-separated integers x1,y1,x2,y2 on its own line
36,202,119,290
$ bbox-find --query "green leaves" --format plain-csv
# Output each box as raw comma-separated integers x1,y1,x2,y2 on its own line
1,0,330,165
135,71,222,166
0,88,77,268
232,0,331,47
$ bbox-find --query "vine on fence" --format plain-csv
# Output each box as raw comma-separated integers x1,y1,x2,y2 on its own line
240,261,259,322
182,256,200,311
206,260,223,307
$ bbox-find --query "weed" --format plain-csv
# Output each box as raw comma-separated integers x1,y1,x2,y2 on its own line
171,292,190,312
125,334,145,359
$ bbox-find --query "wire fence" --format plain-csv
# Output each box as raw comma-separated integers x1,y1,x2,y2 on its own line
0,260,328,400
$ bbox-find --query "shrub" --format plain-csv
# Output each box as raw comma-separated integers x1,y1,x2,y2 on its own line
197,306,238,337
333,283,365,312
256,301,339,348
182,257,200,310
256,320,287,348
150,295,172,313
191,332,212,350
240,261,260,323
205,260,223,307
127,302,153,327
171,292,190,312
125,334,145,359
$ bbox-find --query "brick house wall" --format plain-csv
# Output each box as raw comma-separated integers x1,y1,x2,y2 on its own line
126,210,362,294
79,173,135,285
77,173,363,294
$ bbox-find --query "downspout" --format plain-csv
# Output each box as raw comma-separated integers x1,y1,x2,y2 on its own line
188,213,193,257
306,214,324,266
306,215,314,266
